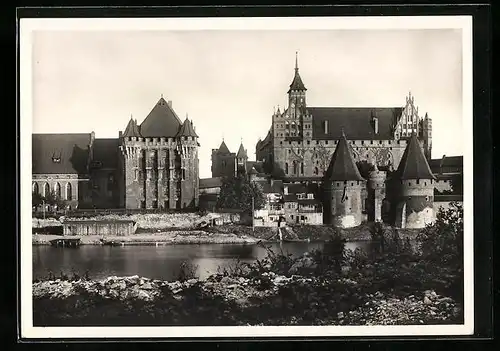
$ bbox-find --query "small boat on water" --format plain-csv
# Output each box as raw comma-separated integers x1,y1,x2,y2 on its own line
49,238,81,248
100,238,125,246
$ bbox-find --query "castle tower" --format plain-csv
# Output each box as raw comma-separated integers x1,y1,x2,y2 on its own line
323,131,366,228
421,112,433,160
287,52,307,139
118,116,143,209
119,97,200,210
211,140,235,178
236,141,248,175
394,132,436,228
367,163,387,222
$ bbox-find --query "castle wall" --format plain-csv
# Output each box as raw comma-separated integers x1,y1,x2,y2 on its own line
32,174,88,209
325,181,365,228
394,179,435,229
272,139,409,179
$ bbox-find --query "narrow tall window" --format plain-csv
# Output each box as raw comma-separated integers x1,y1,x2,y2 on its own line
54,182,61,199
285,162,289,174
324,120,329,134
66,183,72,200
32,182,39,194
301,162,304,174
44,183,50,197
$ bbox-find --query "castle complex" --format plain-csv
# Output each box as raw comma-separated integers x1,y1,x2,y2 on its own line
32,54,461,229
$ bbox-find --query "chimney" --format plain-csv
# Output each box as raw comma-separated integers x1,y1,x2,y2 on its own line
168,100,172,108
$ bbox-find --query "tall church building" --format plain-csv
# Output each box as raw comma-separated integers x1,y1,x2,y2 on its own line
118,97,200,210
256,53,433,179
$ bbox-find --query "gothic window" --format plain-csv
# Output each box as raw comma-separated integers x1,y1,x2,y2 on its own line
43,183,50,197
285,163,289,174
293,161,298,174
54,182,61,199
32,182,39,194
301,162,304,174
66,183,72,200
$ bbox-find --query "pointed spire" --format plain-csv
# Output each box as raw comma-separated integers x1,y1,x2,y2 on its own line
176,117,198,138
325,132,364,181
288,52,307,93
396,133,435,180
218,140,230,154
123,115,141,137
237,142,247,159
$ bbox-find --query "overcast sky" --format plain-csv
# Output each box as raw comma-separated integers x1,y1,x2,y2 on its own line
32,28,464,179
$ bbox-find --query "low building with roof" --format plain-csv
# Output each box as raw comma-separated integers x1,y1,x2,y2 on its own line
283,182,323,225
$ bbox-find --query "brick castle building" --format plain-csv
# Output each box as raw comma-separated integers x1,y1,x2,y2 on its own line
32,97,200,210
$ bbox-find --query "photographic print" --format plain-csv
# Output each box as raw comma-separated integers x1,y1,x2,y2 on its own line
20,15,473,339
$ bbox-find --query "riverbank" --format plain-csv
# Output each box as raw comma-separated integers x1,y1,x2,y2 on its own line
33,215,420,245
33,268,463,326
32,231,258,246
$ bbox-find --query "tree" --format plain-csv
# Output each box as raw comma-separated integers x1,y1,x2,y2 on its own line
44,190,67,211
32,192,44,209
216,176,266,214
450,172,463,195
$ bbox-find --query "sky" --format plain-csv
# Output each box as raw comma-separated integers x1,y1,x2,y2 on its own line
32,27,464,179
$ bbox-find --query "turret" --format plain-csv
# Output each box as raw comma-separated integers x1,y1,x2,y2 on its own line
367,163,387,222
394,133,436,228
323,131,366,228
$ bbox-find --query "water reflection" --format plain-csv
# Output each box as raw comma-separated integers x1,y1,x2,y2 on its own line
33,242,372,281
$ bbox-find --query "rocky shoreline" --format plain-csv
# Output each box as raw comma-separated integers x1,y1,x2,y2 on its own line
32,274,462,326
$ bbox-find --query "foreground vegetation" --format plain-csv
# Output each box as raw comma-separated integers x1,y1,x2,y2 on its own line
33,204,464,326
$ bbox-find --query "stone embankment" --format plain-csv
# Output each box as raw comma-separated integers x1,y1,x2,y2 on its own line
32,274,462,326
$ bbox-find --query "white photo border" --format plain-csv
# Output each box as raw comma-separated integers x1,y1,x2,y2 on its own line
20,15,474,339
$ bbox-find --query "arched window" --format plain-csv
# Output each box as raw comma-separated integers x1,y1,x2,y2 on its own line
301,162,304,174
43,183,50,197
66,183,72,200
32,182,39,194
293,161,298,174
54,182,61,199
285,162,289,174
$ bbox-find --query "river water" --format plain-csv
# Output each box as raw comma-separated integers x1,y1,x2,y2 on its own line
33,241,373,281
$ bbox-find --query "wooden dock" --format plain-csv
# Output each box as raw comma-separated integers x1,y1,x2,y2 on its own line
49,238,81,248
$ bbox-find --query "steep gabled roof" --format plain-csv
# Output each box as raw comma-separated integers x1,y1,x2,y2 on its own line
176,118,198,138
32,133,92,175
139,97,182,138
92,138,119,169
324,132,365,181
288,53,307,93
309,107,402,140
217,140,231,154
122,117,141,137
396,133,436,180
236,143,247,159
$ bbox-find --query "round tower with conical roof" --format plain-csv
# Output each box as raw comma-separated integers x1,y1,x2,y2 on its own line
394,133,436,228
323,131,366,228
